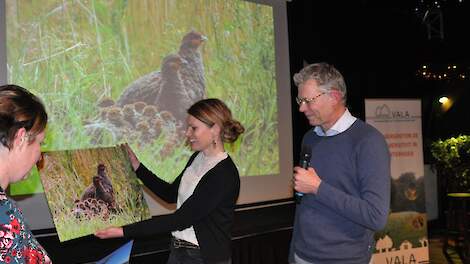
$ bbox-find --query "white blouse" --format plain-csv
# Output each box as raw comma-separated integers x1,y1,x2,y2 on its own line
172,151,228,245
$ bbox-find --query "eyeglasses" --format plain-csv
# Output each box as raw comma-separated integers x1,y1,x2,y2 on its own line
295,92,326,106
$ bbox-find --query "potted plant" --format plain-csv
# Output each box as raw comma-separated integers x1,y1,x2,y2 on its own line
431,135,470,193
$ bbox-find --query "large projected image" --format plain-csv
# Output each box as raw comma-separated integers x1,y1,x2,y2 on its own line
6,0,279,195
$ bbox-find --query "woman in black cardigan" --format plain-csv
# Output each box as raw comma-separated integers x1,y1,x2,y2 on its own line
96,98,244,264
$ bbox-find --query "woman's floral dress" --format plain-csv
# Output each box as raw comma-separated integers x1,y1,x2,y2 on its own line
0,188,49,263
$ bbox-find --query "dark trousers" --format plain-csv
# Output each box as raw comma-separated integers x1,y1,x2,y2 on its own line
166,244,232,264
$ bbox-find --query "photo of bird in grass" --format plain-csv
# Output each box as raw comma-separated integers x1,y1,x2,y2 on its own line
38,146,151,242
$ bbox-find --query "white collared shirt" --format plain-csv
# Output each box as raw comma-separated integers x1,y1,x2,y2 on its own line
313,108,357,137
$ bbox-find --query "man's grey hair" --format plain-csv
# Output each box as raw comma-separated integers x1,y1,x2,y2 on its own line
293,62,347,104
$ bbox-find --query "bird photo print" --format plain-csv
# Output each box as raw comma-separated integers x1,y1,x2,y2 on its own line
37,146,151,242
6,0,278,194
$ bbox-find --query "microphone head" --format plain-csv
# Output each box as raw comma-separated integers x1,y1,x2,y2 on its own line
300,145,311,160
295,145,312,202
299,145,311,168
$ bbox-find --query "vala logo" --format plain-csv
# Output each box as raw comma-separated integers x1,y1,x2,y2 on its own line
375,104,391,118
375,104,411,120
392,110,410,118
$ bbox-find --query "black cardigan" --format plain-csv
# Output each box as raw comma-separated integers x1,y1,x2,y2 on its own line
123,152,240,264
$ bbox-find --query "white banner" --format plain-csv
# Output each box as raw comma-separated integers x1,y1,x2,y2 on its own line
366,99,430,264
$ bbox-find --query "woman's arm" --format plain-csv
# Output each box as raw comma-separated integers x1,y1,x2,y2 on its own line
124,145,197,203
123,159,239,238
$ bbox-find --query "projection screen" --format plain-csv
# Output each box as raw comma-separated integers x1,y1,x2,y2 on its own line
0,0,292,230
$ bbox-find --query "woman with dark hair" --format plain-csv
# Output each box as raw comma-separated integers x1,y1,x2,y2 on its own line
96,98,245,264
0,84,51,263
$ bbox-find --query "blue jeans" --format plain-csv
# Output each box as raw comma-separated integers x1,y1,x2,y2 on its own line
166,244,232,264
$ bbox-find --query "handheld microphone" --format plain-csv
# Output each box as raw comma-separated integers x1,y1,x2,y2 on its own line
295,146,311,203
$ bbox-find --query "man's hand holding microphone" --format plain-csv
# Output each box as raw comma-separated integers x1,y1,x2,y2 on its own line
293,166,322,195
293,147,322,203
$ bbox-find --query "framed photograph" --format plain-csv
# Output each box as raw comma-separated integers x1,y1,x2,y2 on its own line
38,146,151,242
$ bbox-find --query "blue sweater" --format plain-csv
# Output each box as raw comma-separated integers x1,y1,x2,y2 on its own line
290,119,391,264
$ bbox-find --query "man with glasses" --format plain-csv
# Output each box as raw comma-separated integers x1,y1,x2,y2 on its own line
289,62,391,264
